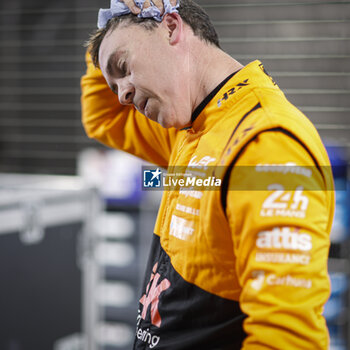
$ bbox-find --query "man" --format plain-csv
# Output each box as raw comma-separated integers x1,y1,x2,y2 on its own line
81,0,334,348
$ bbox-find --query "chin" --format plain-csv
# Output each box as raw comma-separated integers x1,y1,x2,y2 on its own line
157,113,175,129
160,120,176,129
158,112,188,129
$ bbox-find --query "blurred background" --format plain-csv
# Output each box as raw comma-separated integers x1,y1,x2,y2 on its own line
0,0,349,349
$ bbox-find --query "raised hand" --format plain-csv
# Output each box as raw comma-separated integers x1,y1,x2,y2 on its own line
121,0,178,15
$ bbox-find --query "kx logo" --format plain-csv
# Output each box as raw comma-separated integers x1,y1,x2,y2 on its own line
139,263,171,327
143,168,162,188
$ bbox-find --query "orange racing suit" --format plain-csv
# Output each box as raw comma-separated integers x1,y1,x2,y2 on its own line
81,53,334,349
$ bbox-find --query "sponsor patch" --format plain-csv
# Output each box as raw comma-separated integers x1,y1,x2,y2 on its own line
176,203,200,216
260,184,309,218
255,162,312,178
169,215,195,240
250,271,312,291
255,252,310,265
255,227,312,265
256,227,312,251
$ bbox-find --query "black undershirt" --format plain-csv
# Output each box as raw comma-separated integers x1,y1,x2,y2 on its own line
190,70,239,125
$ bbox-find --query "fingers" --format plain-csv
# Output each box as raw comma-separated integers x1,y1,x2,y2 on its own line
143,0,152,9
121,0,177,16
151,0,177,15
121,0,141,14
152,0,164,12
154,0,177,9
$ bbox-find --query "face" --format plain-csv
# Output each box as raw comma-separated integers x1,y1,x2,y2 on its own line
99,20,192,128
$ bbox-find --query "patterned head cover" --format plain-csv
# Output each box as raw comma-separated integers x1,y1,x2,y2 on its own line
98,0,180,29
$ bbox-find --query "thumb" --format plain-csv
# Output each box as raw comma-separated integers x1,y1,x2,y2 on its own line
151,0,165,13
121,0,141,14
143,0,152,8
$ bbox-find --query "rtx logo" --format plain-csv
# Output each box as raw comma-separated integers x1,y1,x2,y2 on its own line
139,263,171,328
256,227,312,252
217,79,249,107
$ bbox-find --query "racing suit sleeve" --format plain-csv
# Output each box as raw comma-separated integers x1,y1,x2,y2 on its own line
81,51,178,166
226,131,332,349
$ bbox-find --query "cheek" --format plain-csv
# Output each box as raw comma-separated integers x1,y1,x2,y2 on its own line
135,74,163,97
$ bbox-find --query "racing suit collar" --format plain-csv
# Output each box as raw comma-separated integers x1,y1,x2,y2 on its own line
189,60,279,134
190,71,238,125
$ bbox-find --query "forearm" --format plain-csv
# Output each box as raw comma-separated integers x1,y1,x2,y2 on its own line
81,51,178,165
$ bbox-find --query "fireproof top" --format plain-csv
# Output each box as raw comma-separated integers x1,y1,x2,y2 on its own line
81,53,334,349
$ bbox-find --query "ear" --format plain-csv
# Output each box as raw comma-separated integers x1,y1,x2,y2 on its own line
162,13,183,45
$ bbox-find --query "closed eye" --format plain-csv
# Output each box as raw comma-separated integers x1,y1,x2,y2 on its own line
111,84,118,95
118,60,128,76
122,61,127,74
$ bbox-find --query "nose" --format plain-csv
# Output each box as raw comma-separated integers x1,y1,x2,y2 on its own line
118,79,135,105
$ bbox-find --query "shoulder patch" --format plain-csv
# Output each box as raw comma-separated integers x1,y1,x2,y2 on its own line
219,103,261,165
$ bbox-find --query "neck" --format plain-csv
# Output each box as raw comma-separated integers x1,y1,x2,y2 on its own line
189,43,243,114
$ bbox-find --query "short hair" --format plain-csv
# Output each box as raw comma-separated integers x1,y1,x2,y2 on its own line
87,0,220,67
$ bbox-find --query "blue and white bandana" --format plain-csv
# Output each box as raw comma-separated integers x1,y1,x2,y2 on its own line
97,0,180,29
